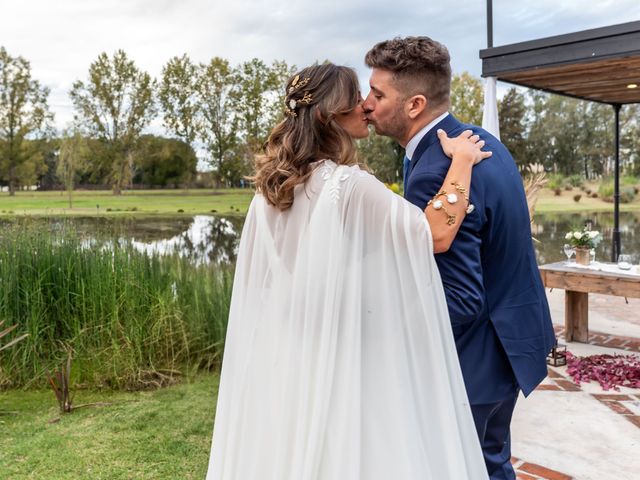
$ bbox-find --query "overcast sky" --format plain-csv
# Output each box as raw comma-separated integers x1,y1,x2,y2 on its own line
2,0,640,131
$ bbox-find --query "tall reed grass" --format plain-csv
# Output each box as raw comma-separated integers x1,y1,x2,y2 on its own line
0,220,232,389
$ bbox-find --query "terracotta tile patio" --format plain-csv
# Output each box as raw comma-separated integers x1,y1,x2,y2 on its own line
553,325,640,353
512,457,574,480
511,326,639,480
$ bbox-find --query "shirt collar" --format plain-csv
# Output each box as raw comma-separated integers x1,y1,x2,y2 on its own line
405,111,449,160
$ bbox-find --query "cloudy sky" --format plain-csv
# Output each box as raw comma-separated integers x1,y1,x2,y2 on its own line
2,0,640,131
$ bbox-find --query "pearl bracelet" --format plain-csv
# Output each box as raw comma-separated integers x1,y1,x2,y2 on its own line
450,182,475,214
427,183,475,226
428,189,457,225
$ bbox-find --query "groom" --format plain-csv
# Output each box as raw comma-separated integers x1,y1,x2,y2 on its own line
363,37,555,480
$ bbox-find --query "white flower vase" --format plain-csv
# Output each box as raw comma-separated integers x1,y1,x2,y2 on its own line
575,247,591,266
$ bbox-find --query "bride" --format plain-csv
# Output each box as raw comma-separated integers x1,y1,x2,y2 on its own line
206,63,490,479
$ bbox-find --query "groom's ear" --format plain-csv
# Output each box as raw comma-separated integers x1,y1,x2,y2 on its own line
405,95,427,120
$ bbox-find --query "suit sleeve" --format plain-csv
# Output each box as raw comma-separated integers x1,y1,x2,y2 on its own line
406,171,486,326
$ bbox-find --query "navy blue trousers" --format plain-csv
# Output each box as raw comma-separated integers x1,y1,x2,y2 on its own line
470,390,519,480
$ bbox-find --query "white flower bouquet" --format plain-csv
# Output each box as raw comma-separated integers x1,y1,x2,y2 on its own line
565,227,602,249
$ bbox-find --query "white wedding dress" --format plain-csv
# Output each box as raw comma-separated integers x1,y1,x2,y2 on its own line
206,161,486,479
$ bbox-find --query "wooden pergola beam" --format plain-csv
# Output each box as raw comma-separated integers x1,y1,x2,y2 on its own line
480,21,640,105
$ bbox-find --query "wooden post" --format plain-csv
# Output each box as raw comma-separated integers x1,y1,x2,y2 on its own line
565,290,589,342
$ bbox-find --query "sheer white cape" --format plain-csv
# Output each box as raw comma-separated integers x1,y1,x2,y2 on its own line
206,161,486,479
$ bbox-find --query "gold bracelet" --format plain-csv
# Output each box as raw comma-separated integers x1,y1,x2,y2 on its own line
427,196,457,225
450,182,475,214
433,189,460,205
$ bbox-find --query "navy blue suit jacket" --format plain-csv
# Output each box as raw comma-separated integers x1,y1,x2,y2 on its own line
405,114,556,404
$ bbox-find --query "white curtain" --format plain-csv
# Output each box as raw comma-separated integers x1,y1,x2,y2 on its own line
207,161,486,480
482,76,501,140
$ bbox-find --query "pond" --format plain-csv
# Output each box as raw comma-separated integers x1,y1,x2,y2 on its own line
2,211,640,266
1,215,246,266
532,211,640,265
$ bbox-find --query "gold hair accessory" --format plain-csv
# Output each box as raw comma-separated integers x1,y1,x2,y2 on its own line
288,75,311,94
285,90,313,117
285,75,313,116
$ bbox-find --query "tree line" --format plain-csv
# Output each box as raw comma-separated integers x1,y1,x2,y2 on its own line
312,73,640,186
1,46,639,196
0,47,293,195
448,73,640,179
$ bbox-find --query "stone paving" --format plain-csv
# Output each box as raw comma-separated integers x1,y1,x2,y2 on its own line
537,366,640,430
511,357,639,479
507,287,640,480
553,325,640,353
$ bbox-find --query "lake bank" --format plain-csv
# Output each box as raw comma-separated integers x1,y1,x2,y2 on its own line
0,189,253,216
1,186,639,216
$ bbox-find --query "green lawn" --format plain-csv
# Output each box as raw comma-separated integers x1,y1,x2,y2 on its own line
0,189,254,216
0,374,219,479
534,187,640,214
0,186,638,217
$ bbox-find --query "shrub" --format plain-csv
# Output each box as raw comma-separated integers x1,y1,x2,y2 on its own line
547,173,584,190
566,174,584,188
546,174,565,190
621,186,636,203
599,179,636,203
598,180,614,200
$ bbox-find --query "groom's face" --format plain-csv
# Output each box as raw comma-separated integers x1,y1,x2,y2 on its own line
363,68,410,144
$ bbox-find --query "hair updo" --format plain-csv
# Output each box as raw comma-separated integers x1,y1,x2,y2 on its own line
252,63,364,210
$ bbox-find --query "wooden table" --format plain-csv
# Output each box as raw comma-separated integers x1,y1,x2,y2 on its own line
539,262,640,342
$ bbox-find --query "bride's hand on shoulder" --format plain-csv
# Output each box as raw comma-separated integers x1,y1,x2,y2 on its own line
437,129,492,165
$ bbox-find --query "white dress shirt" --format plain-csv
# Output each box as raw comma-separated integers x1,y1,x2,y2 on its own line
405,111,449,161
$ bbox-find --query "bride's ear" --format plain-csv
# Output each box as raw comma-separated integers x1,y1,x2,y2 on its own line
406,95,427,119
315,107,327,124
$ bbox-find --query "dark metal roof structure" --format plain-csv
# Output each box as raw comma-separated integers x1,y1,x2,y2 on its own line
480,21,640,105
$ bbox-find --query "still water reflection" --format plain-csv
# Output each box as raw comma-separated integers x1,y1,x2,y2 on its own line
2,215,245,266
532,211,640,265
128,216,242,265
3,211,639,266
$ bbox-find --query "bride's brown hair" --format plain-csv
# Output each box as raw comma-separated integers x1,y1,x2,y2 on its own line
252,63,365,210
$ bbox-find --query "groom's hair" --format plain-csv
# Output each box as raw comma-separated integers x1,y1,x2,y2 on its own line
365,36,451,110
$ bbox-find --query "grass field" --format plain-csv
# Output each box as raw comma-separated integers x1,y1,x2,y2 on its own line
0,374,218,479
0,189,254,216
535,186,640,214
1,185,639,216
